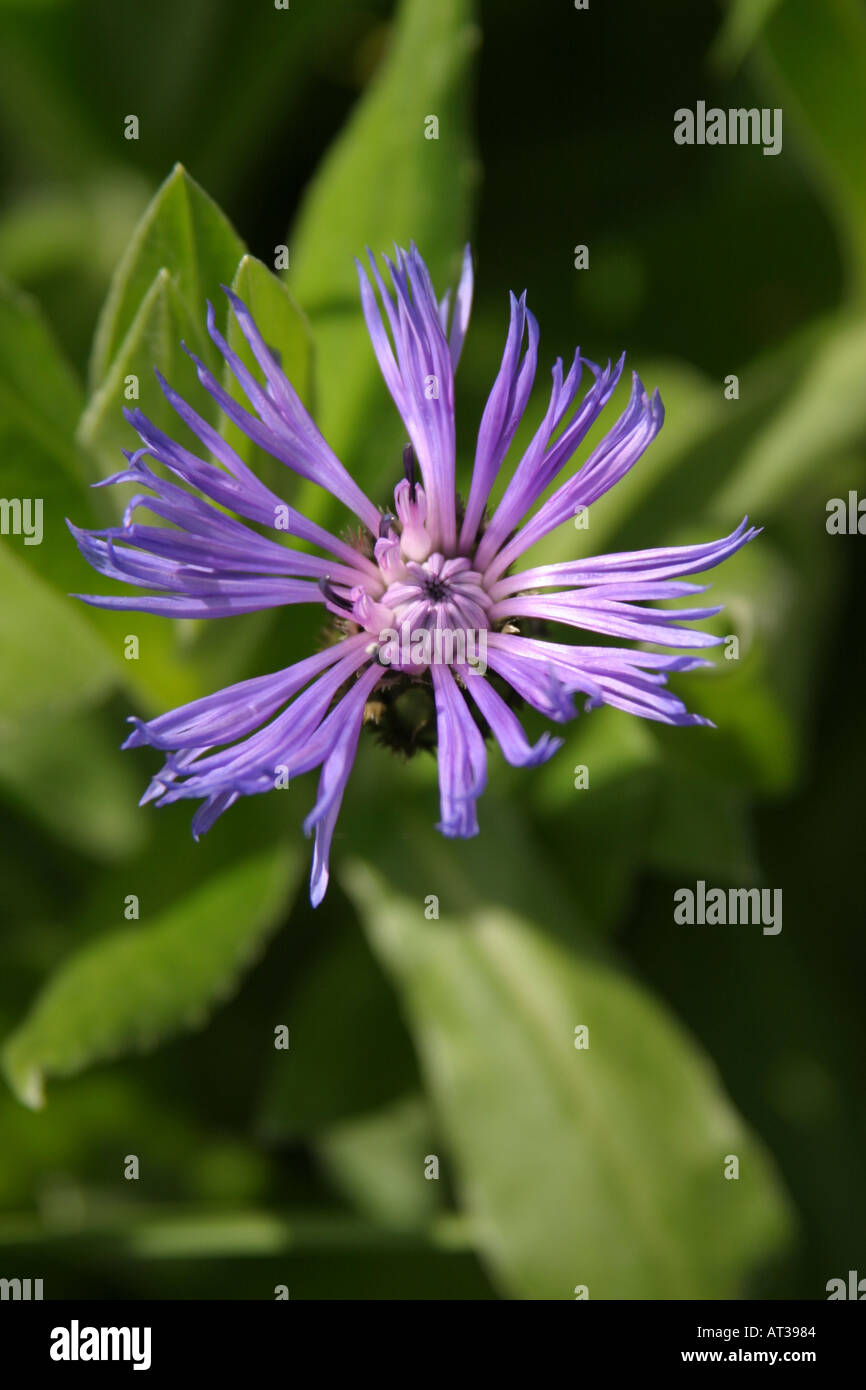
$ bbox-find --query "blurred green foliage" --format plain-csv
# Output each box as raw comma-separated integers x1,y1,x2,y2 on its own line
0,0,864,1299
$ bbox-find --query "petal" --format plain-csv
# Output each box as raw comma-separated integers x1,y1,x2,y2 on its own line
460,292,540,550
430,664,487,837
484,636,596,721
483,373,664,582
304,663,382,906
73,578,324,620
171,298,380,533
125,402,382,580
123,636,369,751
490,519,759,598
459,668,563,766
474,353,625,569
492,591,723,647
357,245,459,553
149,641,373,802
488,633,715,727
446,243,474,368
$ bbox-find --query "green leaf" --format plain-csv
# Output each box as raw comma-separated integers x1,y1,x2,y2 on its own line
344,853,794,1299
0,545,115,727
714,313,866,514
345,747,582,940
2,844,300,1108
755,0,866,296
76,257,269,708
0,277,121,719
74,264,264,710
712,0,785,71
0,275,105,602
74,172,316,706
316,1094,443,1230
77,264,215,488
289,0,479,512
0,703,145,860
0,275,211,716
88,163,245,391
0,274,84,476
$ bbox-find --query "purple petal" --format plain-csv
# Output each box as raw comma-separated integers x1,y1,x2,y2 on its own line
460,292,540,551
304,663,382,906
192,791,240,839
490,519,759,597
491,591,723,647
459,668,563,766
171,303,380,533
74,578,324,619
483,373,664,582
430,664,487,837
126,401,382,581
149,641,373,802
475,353,625,570
446,243,474,368
357,246,459,553
488,633,715,727
124,636,369,752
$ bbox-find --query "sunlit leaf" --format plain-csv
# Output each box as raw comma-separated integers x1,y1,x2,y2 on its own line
344,852,794,1299
78,265,200,477
2,844,300,1108
315,1094,442,1230
0,275,207,717
715,313,866,514
88,163,245,389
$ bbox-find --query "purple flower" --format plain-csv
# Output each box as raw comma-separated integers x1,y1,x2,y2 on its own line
70,243,757,905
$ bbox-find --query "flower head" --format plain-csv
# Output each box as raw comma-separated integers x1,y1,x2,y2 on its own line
71,243,758,904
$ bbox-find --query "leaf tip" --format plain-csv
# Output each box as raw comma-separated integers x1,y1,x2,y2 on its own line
4,1056,46,1110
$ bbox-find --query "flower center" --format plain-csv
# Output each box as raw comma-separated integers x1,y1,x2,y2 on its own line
331,469,497,682
423,575,449,603
382,553,492,637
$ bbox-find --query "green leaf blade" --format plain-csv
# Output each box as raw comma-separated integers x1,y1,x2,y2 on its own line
88,163,245,390
346,859,794,1300
2,845,300,1109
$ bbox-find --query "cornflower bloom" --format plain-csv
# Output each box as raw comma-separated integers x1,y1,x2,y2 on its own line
71,244,757,903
